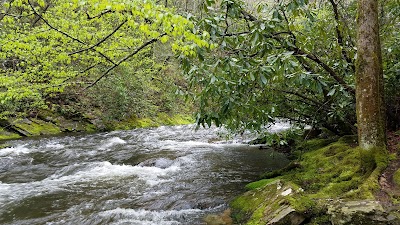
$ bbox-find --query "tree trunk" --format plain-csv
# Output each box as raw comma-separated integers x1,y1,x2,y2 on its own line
356,0,386,150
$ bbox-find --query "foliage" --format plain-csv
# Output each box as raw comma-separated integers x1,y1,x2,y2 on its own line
180,0,399,134
0,0,211,119
381,0,400,130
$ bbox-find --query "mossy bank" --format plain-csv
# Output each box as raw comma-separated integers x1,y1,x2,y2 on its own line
231,137,400,224
0,112,193,143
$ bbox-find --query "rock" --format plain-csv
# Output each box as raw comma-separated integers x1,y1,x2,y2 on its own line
0,118,61,137
0,127,21,141
328,200,400,225
231,180,305,225
54,117,88,132
268,205,305,225
204,209,233,225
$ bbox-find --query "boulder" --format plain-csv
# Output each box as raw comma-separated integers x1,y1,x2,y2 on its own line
231,180,305,225
328,200,400,225
267,205,306,225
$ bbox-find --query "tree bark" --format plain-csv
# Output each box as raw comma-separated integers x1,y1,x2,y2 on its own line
356,0,386,150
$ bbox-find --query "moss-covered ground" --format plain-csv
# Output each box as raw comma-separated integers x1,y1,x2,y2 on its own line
0,114,194,143
111,113,193,130
231,136,392,224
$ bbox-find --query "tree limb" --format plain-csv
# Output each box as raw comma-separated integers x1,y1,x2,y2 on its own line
69,19,128,56
238,8,356,95
27,0,117,66
86,9,113,20
328,0,355,72
85,34,166,89
288,44,355,95
0,0,15,21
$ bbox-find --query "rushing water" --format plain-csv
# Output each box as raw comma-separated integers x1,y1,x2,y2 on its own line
0,123,290,225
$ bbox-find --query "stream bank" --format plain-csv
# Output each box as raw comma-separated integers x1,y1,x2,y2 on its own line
0,112,193,143
230,135,400,225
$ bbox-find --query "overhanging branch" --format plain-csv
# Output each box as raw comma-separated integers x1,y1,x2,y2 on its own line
27,0,116,66
69,19,128,56
85,33,166,89
237,8,355,95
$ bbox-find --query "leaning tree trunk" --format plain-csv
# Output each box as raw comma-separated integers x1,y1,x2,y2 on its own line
356,0,386,150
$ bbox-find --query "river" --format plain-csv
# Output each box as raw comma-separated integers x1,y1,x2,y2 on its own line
0,123,290,225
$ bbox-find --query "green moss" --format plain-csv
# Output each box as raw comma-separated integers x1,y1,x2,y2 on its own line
261,161,302,179
337,135,358,145
296,138,336,152
230,180,287,224
287,195,318,213
286,142,362,195
112,114,194,130
245,178,279,190
232,137,390,224
12,119,61,136
0,127,21,140
84,123,97,132
0,143,11,149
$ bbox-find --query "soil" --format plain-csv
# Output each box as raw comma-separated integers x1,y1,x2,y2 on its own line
376,131,400,207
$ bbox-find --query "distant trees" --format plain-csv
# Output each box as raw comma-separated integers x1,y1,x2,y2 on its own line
0,0,210,119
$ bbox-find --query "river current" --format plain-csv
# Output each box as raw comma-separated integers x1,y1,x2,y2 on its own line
0,123,290,225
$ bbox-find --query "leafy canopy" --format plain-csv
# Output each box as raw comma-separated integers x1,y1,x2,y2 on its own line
180,0,399,134
0,0,212,118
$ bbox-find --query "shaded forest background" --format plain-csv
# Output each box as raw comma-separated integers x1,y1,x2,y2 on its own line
0,0,399,134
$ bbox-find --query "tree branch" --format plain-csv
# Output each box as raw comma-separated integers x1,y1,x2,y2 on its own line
237,9,355,95
328,0,355,72
69,19,128,56
85,34,166,89
27,0,117,66
0,0,15,21
86,9,113,20
288,45,355,95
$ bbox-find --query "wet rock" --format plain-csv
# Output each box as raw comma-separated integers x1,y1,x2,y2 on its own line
327,200,400,225
138,157,175,169
2,118,61,137
204,209,233,225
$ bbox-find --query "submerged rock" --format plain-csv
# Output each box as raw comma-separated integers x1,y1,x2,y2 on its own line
328,200,400,225
204,209,233,225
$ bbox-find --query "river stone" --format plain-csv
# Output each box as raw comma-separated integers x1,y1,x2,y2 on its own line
231,180,305,225
327,200,400,225
204,209,233,225
267,205,305,225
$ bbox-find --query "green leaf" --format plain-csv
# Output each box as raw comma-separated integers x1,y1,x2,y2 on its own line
327,88,336,96
260,74,267,85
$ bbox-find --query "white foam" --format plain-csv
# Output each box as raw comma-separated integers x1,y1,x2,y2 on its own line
45,143,65,149
0,145,33,157
99,208,202,225
48,161,180,186
157,140,224,151
99,137,127,150
0,161,180,206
